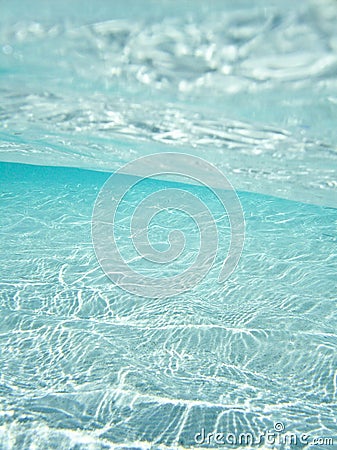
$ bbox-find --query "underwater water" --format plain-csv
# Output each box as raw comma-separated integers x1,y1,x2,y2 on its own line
1,0,337,449
1,162,336,449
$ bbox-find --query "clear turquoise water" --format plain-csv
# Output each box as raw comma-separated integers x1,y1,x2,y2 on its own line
1,0,337,449
1,162,336,448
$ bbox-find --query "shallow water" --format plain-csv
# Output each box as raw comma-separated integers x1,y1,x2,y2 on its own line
1,162,336,448
1,0,337,449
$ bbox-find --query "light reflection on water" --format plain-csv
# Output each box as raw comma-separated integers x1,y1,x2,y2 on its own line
0,0,337,448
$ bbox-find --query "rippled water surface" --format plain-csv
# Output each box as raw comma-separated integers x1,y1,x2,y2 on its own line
1,0,337,449
1,0,337,206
